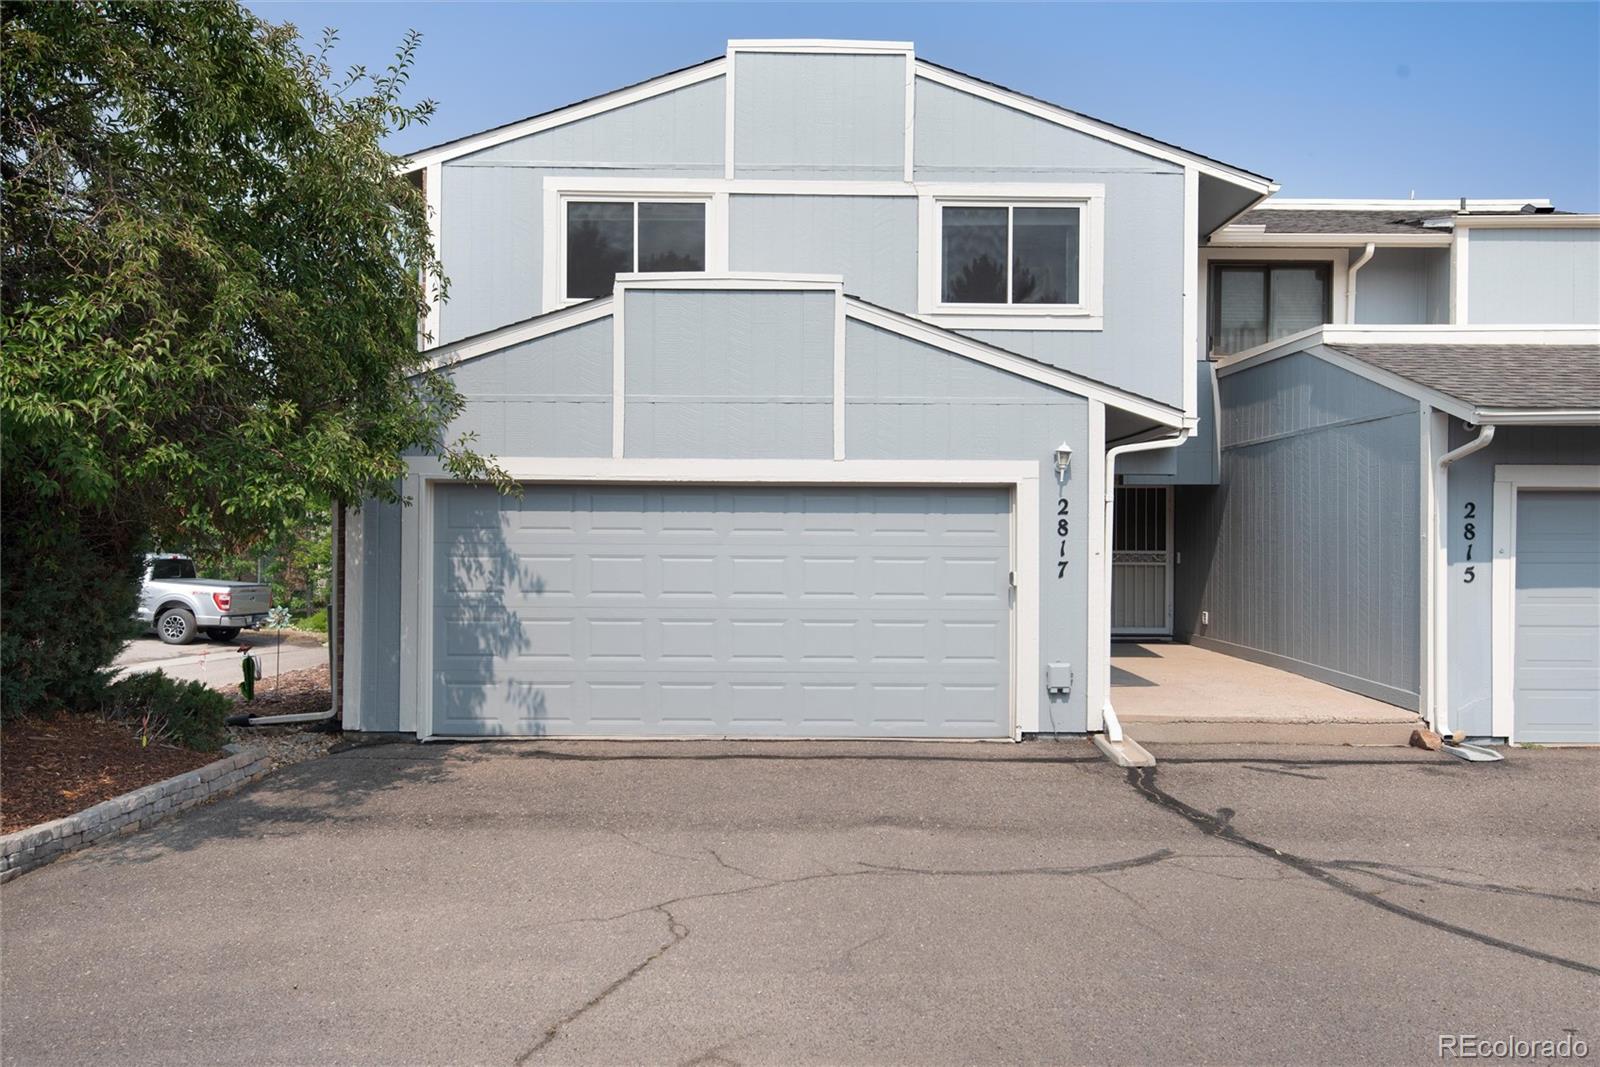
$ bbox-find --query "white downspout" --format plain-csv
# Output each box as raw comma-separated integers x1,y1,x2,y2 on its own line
1432,423,1495,737
1346,242,1376,322
1101,426,1192,741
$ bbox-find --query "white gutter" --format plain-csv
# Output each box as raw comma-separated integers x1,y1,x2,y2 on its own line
1345,242,1376,322
1431,423,1496,738
1101,426,1192,741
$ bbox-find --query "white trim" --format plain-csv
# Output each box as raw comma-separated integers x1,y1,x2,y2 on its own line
1452,224,1470,324
611,297,625,457
421,163,442,347
1209,231,1451,248
397,473,423,737
1472,408,1600,426
404,456,1040,742
729,39,915,55
1255,198,1551,211
916,185,1106,330
405,60,727,171
912,61,1275,195
833,292,847,460
619,271,843,290
426,297,614,369
341,503,365,732
1490,464,1600,741
844,298,1181,426
723,45,736,180
902,52,916,184
1182,167,1199,418
1085,401,1108,732
1453,214,1600,230
1420,408,1444,730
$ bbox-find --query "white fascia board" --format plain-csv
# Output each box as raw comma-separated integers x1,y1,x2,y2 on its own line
845,299,1182,427
404,59,727,171
546,176,918,196
617,272,843,290
1209,231,1452,248
1453,214,1600,229
422,298,614,371
1473,409,1600,426
1319,324,1600,345
729,39,914,55
1256,198,1552,211
913,61,1275,196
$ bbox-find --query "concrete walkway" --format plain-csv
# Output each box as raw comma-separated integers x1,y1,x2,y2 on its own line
114,631,327,688
1112,641,1420,743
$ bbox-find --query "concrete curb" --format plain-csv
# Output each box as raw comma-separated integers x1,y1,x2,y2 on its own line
0,747,270,884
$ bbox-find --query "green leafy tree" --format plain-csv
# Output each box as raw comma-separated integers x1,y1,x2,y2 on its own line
1,1,505,715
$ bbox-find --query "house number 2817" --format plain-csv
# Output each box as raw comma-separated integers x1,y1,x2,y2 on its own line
1056,498,1070,578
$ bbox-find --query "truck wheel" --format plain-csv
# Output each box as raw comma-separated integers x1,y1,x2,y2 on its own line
205,627,241,643
156,607,197,645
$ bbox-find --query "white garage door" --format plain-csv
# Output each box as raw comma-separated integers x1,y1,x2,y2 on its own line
1514,490,1600,743
431,484,1013,738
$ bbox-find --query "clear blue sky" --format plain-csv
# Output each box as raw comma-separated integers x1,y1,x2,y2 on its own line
247,1,1600,209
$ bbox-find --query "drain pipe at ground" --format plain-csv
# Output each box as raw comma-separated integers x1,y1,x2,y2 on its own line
1433,423,1501,762
1102,426,1192,743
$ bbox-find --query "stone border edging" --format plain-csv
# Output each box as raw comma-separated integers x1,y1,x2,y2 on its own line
0,747,270,884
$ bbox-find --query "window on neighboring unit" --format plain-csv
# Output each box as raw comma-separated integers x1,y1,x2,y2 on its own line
941,204,1082,306
565,200,707,300
1208,262,1332,355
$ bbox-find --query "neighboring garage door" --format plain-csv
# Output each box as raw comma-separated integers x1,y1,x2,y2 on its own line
432,484,1013,738
1514,490,1600,743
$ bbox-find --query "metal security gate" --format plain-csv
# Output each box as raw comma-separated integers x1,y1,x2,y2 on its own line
1112,487,1172,636
430,483,1014,738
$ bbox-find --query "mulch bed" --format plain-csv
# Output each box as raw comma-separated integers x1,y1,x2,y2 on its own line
1,716,217,834
2,664,340,835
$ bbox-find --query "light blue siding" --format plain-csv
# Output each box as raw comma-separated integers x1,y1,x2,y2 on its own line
845,319,1094,731
1442,424,1600,736
914,77,1186,407
1467,228,1600,324
1123,361,1221,486
729,195,918,308
1175,352,1422,707
624,288,834,457
437,78,724,344
1354,248,1450,325
733,53,905,179
443,319,613,457
914,77,1179,179
354,498,403,732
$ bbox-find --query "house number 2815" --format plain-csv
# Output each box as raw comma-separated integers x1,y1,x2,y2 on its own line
1056,497,1070,578
1462,500,1478,583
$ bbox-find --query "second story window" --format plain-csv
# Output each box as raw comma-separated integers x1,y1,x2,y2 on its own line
565,200,706,300
941,204,1082,306
1208,262,1331,355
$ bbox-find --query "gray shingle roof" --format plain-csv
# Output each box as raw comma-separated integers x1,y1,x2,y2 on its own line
1323,343,1600,412
1237,206,1570,236
1237,209,1446,235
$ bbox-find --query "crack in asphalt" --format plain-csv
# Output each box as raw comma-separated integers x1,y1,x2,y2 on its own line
1319,859,1600,908
1125,766,1600,977
515,904,690,1065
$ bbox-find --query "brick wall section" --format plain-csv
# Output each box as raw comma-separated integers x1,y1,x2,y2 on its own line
0,747,270,884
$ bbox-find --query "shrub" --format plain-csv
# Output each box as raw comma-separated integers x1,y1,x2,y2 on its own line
298,608,328,633
102,673,231,753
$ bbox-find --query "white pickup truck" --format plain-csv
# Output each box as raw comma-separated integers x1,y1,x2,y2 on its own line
135,554,272,645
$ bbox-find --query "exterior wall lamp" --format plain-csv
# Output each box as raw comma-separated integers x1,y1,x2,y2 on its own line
1054,442,1073,477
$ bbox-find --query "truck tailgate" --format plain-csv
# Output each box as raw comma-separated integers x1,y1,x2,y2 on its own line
229,585,271,615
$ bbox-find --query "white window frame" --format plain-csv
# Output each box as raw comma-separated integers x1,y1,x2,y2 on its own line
544,186,729,311
1489,463,1600,743
917,184,1105,330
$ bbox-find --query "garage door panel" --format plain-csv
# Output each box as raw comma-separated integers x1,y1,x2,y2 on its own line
1515,490,1600,743
432,484,1012,738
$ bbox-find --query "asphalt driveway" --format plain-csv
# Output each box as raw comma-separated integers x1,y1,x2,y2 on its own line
2,741,1596,1066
